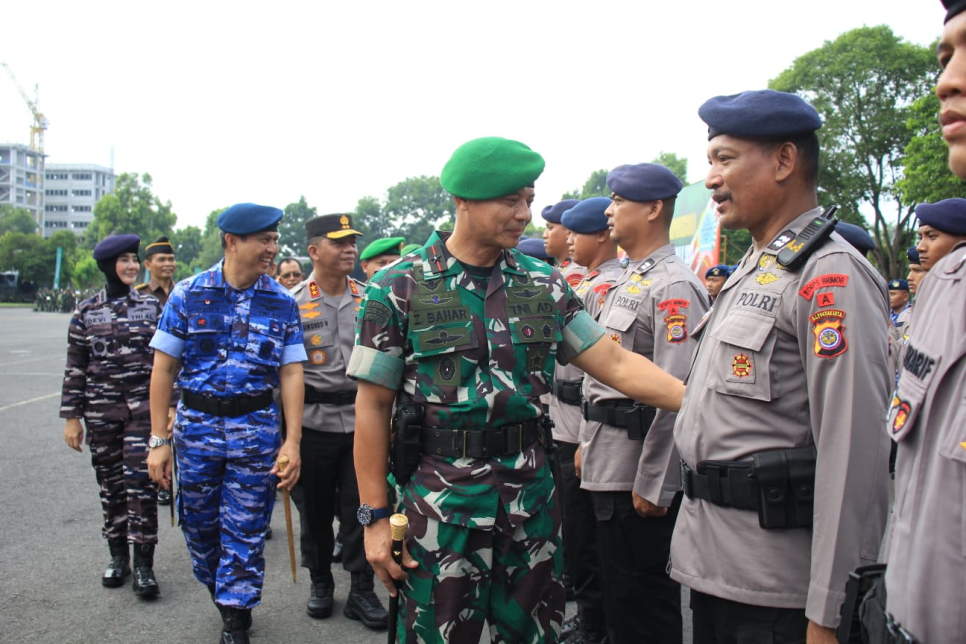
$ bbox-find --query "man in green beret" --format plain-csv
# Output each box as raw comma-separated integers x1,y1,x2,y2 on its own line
360,237,406,281
350,136,689,643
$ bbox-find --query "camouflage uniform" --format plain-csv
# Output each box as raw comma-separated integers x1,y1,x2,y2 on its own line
60,287,163,545
348,231,605,644
150,262,306,609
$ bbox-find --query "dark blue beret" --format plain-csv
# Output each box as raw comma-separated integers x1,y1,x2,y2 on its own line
705,264,731,279
516,237,551,261
888,279,909,291
561,197,611,234
217,203,283,235
699,89,822,141
606,163,684,202
944,0,966,22
542,199,580,224
834,222,876,255
907,246,921,265
93,234,141,261
915,198,966,235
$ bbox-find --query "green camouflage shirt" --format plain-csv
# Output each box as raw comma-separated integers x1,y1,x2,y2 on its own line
348,230,603,530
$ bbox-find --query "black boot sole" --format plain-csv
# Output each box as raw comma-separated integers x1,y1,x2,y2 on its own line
307,604,333,619
133,582,160,598
102,568,130,588
343,604,388,630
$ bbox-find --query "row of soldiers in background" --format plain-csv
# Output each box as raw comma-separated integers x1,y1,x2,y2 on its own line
35,288,89,312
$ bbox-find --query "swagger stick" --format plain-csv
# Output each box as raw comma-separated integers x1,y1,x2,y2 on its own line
276,455,297,583
388,513,409,644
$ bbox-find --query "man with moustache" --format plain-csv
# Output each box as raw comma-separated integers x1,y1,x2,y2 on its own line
671,91,891,643
579,164,708,644
276,257,305,290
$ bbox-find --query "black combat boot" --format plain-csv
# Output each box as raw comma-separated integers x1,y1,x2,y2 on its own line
220,607,252,644
210,588,251,631
102,538,130,588
306,569,334,619
344,569,389,630
131,543,159,598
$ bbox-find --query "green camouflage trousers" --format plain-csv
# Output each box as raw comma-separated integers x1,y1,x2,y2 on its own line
398,503,565,644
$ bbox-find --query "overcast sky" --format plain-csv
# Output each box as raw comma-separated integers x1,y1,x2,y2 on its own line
0,1,947,233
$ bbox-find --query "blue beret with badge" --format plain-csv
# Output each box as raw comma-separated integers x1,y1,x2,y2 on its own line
561,197,611,233
698,89,823,140
705,264,731,279
907,246,921,265
217,203,283,235
517,237,552,261
93,234,141,261
944,0,966,22
542,199,581,224
834,222,876,255
606,163,684,202
888,279,909,291
915,198,966,235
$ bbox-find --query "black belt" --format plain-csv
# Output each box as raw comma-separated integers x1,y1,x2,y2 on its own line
304,386,356,406
680,460,759,510
181,389,273,417
552,379,582,406
581,399,656,439
421,420,542,459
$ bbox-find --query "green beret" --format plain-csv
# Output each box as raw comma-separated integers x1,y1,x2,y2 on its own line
440,137,546,200
400,243,422,255
360,237,405,261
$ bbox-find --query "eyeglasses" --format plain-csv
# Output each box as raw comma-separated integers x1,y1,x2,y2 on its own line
280,272,302,279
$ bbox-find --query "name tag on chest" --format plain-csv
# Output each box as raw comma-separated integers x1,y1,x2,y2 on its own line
127,305,157,322
84,309,111,326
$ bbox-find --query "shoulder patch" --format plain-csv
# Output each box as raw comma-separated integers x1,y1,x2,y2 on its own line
809,309,847,358
767,230,795,252
362,300,393,327
799,274,849,300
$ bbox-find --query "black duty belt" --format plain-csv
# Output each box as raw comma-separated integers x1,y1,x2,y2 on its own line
581,399,656,439
680,460,758,510
552,379,583,406
181,389,273,417
421,420,541,459
304,386,356,406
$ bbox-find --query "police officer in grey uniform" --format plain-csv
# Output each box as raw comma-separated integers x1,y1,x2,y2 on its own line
671,90,892,642
884,9,966,630
292,213,388,629
550,197,623,644
578,164,709,644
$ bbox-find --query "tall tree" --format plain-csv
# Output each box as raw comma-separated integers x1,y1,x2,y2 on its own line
563,169,609,200
896,92,966,205
383,176,453,248
278,196,317,256
652,152,689,184
0,233,50,285
86,173,177,249
0,205,39,235
194,208,228,272
171,225,203,266
770,25,936,280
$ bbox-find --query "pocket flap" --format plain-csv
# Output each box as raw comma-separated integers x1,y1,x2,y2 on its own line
605,308,638,334
709,310,775,352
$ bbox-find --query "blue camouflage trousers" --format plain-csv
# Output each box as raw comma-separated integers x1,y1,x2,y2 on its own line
175,406,280,609
86,414,158,544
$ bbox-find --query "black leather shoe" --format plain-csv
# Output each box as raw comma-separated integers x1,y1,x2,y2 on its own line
344,571,388,630
265,526,273,540
332,538,343,563
157,488,172,506
102,538,130,588
306,581,334,619
220,608,251,644
560,615,581,641
132,544,160,598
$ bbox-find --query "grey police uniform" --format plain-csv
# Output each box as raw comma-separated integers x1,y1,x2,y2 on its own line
885,242,966,643
291,273,368,575
671,210,892,628
580,244,709,643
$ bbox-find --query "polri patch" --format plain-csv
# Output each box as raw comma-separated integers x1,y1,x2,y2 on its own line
665,314,688,343
810,309,847,358
732,353,752,378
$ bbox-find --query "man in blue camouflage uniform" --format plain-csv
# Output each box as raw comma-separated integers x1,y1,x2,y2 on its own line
349,137,688,644
147,203,306,644
61,234,165,597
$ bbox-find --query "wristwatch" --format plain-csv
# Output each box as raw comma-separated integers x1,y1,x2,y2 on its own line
148,435,172,449
357,503,391,526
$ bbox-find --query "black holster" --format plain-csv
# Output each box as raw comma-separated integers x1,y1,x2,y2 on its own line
752,446,816,529
836,563,887,644
390,398,424,488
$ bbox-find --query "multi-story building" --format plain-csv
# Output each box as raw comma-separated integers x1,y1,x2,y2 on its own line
43,163,115,237
0,143,44,229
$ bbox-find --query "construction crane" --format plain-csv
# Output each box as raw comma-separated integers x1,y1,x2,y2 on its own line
1,62,48,154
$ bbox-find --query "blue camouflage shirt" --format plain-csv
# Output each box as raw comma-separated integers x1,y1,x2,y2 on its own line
150,261,306,395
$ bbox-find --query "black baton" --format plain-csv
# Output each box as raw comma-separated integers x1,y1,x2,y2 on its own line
388,513,409,644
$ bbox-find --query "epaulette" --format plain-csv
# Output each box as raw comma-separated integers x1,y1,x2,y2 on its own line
134,283,148,290
776,206,839,271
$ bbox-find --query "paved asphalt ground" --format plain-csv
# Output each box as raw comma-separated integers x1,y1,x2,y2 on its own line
0,307,692,644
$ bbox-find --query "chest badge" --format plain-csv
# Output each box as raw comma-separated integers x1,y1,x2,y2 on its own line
310,350,327,365
732,353,752,378
756,272,780,285
310,334,323,346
